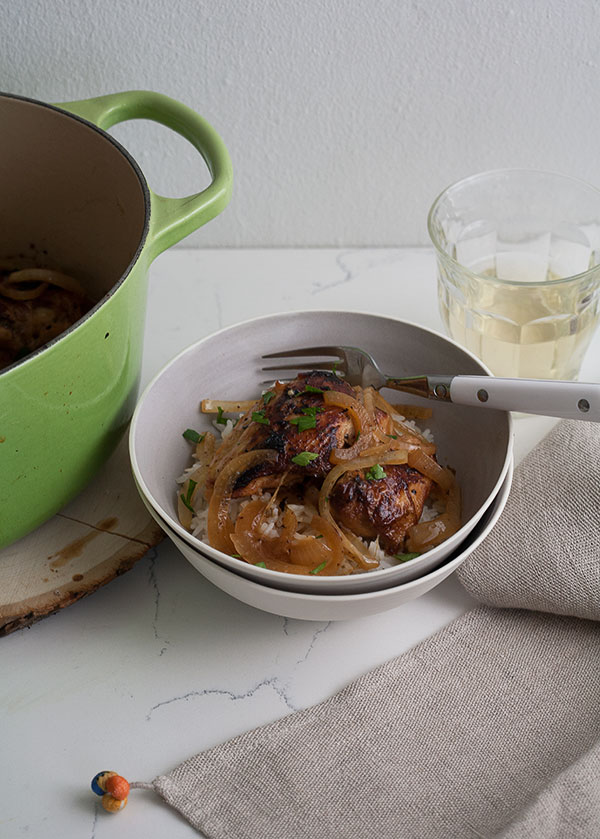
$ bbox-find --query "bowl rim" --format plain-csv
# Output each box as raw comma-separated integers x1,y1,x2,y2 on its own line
130,309,514,587
149,459,514,603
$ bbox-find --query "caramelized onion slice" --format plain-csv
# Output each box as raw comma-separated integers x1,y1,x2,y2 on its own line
207,449,277,553
178,434,218,529
289,515,343,574
323,389,372,434
392,403,432,420
196,431,216,461
407,448,453,491
0,280,48,300
5,268,85,296
177,433,218,529
231,501,344,576
201,398,256,413
405,483,461,552
363,386,376,417
328,388,397,464
373,391,436,452
231,499,311,575
329,431,378,463
206,406,260,488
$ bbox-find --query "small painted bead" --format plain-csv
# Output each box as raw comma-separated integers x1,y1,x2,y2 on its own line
102,794,128,813
91,771,116,796
105,774,130,801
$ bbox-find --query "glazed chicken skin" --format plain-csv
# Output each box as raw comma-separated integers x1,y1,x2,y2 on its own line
229,371,357,496
331,464,433,555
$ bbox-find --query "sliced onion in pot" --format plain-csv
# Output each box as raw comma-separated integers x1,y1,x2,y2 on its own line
4,268,85,296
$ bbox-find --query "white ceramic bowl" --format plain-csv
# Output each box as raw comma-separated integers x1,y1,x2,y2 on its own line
130,311,513,594
141,462,512,621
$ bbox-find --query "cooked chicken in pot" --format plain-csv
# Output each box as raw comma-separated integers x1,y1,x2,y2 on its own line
0,268,89,370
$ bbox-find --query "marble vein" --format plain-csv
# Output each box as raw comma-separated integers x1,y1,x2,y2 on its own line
89,803,99,839
310,250,357,294
145,621,333,724
311,248,414,294
293,621,332,667
213,285,223,330
147,549,169,656
146,676,298,721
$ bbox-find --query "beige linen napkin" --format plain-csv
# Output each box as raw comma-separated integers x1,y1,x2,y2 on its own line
152,420,600,839
457,419,600,621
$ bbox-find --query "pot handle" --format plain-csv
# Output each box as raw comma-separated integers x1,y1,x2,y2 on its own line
54,90,233,261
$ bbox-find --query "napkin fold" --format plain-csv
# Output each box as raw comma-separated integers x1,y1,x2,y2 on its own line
457,419,600,621
152,420,600,838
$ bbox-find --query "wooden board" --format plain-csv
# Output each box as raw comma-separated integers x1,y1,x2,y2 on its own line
0,433,164,636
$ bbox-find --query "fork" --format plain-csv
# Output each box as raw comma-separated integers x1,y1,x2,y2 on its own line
262,345,600,421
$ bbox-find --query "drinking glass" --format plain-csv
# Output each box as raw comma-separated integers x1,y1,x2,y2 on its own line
428,169,600,379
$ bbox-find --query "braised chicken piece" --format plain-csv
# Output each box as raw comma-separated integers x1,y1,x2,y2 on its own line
229,371,357,497
330,464,433,554
0,285,88,370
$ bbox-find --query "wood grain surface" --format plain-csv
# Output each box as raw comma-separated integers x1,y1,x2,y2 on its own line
0,433,164,635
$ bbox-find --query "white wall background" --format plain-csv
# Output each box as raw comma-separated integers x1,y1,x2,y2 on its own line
2,0,599,247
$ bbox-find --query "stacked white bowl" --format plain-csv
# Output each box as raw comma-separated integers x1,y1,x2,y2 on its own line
130,312,513,621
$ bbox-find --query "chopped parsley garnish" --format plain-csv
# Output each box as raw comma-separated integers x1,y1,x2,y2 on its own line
216,406,227,425
310,560,328,575
365,463,387,481
231,554,242,558
252,410,270,425
315,534,323,539
289,415,317,432
387,434,398,440
182,428,205,444
254,561,267,568
356,431,361,441
180,479,197,512
262,391,276,405
303,385,324,394
331,361,339,373
292,451,319,466
394,552,421,563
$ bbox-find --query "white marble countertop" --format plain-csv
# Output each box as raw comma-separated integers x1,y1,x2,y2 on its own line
2,247,596,838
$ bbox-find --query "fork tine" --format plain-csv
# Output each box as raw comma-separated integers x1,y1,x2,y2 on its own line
262,361,342,374
262,346,342,360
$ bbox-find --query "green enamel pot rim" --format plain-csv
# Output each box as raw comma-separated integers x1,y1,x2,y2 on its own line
0,89,233,378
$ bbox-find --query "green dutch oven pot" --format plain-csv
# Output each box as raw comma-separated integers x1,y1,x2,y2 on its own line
0,90,232,548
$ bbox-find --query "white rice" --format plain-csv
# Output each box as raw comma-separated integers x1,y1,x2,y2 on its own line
392,413,434,443
213,418,237,439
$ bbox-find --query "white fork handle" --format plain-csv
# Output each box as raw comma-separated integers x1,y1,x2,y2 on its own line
449,376,600,421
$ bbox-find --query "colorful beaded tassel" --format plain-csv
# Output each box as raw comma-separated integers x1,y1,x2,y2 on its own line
91,771,153,813
91,771,131,813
